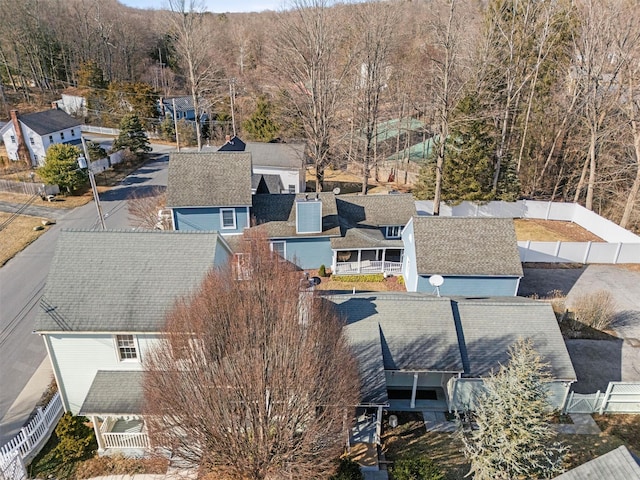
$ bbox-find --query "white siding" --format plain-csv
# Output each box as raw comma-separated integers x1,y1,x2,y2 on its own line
48,333,161,415
401,219,419,292
253,166,302,193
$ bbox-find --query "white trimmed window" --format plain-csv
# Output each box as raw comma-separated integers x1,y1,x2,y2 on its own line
60,132,65,140
221,208,236,229
71,129,75,137
48,135,53,143
386,226,402,238
10,135,15,144
270,241,286,260
288,184,296,194
115,334,138,361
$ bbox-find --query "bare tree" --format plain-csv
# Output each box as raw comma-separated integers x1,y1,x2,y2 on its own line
274,0,352,191
166,0,212,151
127,186,170,230
144,231,359,479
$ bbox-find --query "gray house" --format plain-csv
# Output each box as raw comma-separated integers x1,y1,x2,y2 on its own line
35,230,232,454
331,293,576,412
402,217,524,296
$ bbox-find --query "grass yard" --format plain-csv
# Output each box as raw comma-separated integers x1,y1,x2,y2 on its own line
380,411,640,479
0,190,95,209
514,218,603,242
0,213,52,266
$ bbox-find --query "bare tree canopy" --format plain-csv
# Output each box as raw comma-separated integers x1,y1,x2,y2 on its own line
143,232,359,479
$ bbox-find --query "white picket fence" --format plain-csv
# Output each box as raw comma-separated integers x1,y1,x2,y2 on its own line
0,392,63,480
415,200,640,264
563,382,640,414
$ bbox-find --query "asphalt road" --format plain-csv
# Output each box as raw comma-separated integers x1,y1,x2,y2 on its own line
0,147,172,444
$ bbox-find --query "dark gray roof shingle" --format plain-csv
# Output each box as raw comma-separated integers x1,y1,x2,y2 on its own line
412,217,523,276
79,371,144,415
20,109,82,135
36,230,228,333
166,152,253,207
455,298,576,379
246,142,305,168
252,193,340,238
554,446,640,480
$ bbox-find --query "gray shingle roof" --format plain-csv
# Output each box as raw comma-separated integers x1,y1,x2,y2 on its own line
252,193,340,238
19,109,82,135
455,298,576,379
79,371,144,415
554,446,640,480
412,217,523,276
166,152,253,207
331,194,416,249
36,230,229,333
246,142,305,168
252,173,283,194
161,96,194,111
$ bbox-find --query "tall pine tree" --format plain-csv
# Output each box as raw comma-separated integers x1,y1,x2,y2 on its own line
113,114,152,155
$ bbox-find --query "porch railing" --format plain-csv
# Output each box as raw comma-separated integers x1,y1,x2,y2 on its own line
334,261,402,275
102,432,150,449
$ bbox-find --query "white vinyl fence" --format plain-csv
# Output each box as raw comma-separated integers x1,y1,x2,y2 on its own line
416,200,640,264
88,150,124,174
0,180,59,196
563,382,640,414
81,125,119,136
0,392,63,480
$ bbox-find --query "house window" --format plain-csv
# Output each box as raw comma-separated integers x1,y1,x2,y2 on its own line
48,135,53,143
71,129,75,137
29,137,35,145
60,132,65,140
10,135,15,144
288,184,296,194
221,208,236,229
115,334,138,361
386,226,402,238
270,241,286,260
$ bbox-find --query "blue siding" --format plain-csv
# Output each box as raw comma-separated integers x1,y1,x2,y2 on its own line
283,237,333,270
416,275,519,297
173,207,249,234
296,201,322,233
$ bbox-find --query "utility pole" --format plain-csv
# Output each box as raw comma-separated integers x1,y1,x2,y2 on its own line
81,136,106,230
229,78,237,137
172,98,180,152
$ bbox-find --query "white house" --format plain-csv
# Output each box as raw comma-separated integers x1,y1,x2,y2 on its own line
0,107,83,167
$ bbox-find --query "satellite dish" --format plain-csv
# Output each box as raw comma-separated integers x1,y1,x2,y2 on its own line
332,187,341,195
429,274,444,297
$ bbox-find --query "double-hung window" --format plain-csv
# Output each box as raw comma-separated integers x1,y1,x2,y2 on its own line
221,208,236,229
115,334,138,361
386,226,402,238
60,132,65,140
270,241,286,260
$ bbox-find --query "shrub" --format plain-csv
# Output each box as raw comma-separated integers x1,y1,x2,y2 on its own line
76,454,168,477
329,457,363,480
572,290,616,331
51,413,96,464
331,274,385,283
396,275,405,286
319,264,327,277
391,457,444,480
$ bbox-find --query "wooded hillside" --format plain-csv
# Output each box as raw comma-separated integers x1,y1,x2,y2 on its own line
0,0,638,232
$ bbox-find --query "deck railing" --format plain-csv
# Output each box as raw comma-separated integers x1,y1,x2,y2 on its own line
334,261,402,275
102,432,150,449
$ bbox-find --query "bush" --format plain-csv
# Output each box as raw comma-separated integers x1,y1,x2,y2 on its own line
331,274,385,283
319,264,327,277
76,454,168,478
396,275,405,286
572,290,616,331
329,457,363,480
51,413,96,464
38,144,87,193
391,457,444,480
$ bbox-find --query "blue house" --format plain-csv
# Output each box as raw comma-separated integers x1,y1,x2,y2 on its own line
159,96,198,122
166,152,252,234
402,216,523,296
251,193,340,269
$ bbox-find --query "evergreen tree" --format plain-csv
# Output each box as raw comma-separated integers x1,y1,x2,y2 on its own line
112,114,152,155
76,61,107,90
243,96,280,142
414,94,495,204
38,144,87,193
86,141,107,160
457,338,566,480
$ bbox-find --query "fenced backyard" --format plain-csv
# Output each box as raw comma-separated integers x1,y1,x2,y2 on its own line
563,382,640,414
415,200,640,264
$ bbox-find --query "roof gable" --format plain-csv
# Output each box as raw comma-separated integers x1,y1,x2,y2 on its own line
246,142,305,168
412,216,523,277
19,109,82,135
36,230,229,333
166,152,253,207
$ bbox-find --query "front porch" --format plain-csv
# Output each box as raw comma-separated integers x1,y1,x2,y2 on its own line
333,248,403,276
91,415,150,455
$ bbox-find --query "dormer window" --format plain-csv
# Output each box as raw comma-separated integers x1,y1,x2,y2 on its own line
386,226,402,238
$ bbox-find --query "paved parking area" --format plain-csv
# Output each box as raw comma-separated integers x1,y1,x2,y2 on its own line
519,265,640,391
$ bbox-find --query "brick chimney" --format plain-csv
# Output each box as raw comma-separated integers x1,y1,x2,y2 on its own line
10,110,31,168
